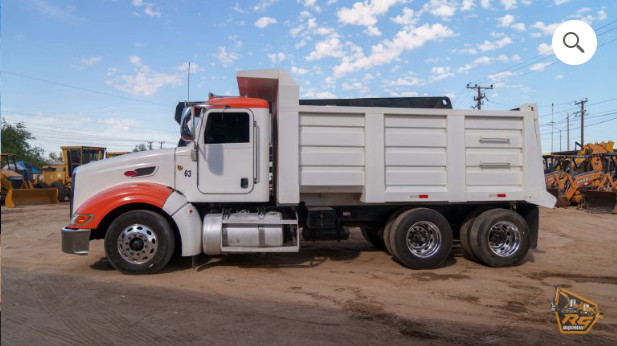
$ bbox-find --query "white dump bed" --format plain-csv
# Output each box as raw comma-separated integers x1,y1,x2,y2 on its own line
237,69,555,208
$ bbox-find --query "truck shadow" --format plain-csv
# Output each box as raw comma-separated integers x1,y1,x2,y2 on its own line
193,243,368,271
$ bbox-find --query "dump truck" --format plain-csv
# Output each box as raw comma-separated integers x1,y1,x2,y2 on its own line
40,146,106,201
61,69,555,274
1,153,58,208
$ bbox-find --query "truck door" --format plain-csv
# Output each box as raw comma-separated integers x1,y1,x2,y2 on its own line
198,109,255,194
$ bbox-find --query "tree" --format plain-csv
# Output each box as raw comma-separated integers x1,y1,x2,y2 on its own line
1,118,49,169
133,143,148,152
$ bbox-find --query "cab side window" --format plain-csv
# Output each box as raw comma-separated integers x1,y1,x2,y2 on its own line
204,112,250,144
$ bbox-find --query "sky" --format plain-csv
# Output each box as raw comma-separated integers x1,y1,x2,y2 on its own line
1,0,616,154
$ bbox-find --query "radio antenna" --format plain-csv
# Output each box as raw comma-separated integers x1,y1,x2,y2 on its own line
187,62,191,102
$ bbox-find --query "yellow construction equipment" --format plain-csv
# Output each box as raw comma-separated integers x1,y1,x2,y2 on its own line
40,146,106,201
1,153,58,208
106,151,128,158
544,141,617,213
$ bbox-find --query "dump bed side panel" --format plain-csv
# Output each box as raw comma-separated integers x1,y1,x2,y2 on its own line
298,104,549,206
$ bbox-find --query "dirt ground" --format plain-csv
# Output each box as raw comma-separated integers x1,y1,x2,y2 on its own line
1,204,616,345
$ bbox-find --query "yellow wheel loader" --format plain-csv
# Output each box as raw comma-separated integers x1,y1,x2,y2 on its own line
1,153,58,208
40,146,106,201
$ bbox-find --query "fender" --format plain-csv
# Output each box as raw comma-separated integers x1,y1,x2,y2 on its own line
71,183,173,229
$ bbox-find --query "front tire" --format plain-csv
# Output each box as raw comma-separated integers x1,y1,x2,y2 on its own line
389,208,453,269
105,210,175,274
469,209,530,267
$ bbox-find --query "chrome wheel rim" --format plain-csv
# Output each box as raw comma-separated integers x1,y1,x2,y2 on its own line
488,221,520,257
406,221,442,258
117,224,158,264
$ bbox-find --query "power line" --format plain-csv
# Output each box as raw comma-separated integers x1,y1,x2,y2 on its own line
2,70,171,108
2,110,177,134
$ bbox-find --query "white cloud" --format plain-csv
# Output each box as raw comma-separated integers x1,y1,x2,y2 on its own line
497,14,525,31
431,66,454,81
337,0,400,27
333,23,455,77
478,36,512,51
512,54,521,61
80,56,102,66
457,63,476,73
481,0,490,8
488,71,515,81
530,61,552,72
215,47,239,67
554,0,570,5
268,52,286,63
132,0,160,18
555,74,564,79
102,118,139,131
255,16,277,29
306,36,345,60
129,55,142,65
537,43,552,56
175,62,204,73
300,0,321,13
497,14,515,27
572,8,608,25
496,54,508,62
233,3,249,14
531,21,559,36
474,56,492,64
387,76,425,86
500,0,517,10
461,0,476,11
291,66,308,75
425,0,457,20
391,7,417,26
254,0,278,12
511,22,526,31
303,90,337,98
106,57,182,96
365,26,382,36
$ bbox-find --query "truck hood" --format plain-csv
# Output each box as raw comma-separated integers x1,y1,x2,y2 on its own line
72,149,176,214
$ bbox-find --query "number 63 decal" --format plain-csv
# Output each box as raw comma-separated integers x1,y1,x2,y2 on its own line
184,170,192,177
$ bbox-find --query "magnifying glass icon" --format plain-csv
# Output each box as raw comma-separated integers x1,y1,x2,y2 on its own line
563,32,584,53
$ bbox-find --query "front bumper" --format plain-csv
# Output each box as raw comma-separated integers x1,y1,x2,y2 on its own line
61,226,91,255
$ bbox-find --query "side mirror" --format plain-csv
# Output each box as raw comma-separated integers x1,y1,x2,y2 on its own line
180,107,195,142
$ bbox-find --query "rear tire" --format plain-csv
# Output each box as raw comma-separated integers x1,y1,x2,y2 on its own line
361,226,386,249
105,210,175,274
383,209,406,256
34,182,49,188
389,208,453,270
469,209,530,267
51,182,66,201
459,208,490,262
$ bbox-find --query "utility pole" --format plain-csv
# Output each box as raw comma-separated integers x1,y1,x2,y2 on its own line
466,83,493,110
551,103,554,153
158,141,164,149
147,141,154,150
566,112,570,151
574,98,588,145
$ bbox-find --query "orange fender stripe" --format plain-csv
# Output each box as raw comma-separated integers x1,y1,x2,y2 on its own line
72,183,173,229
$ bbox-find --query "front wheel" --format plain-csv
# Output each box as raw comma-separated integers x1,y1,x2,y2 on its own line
469,209,530,267
105,210,176,274
389,208,453,269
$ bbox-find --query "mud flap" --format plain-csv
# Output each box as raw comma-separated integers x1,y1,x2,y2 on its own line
582,190,617,214
5,188,59,208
